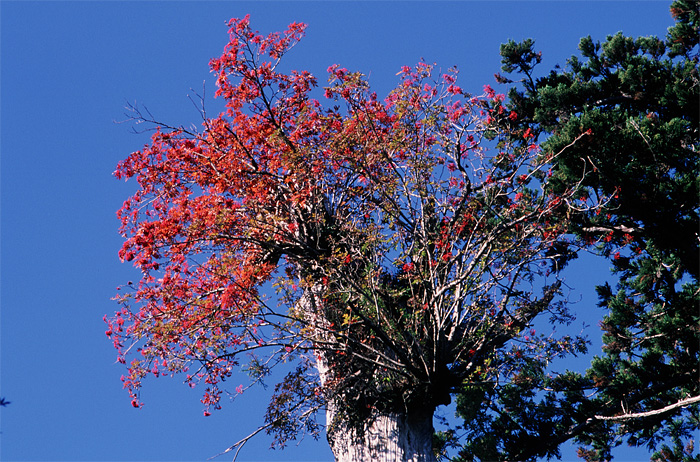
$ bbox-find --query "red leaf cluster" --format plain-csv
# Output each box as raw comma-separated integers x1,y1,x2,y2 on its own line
108,16,600,417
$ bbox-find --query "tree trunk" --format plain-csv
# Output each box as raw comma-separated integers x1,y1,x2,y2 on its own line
315,343,435,462
304,288,435,461
326,404,436,462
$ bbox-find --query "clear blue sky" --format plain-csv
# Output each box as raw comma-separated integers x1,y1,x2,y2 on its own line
1,1,677,461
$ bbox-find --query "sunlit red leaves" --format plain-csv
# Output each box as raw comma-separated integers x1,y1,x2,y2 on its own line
109,17,327,413
108,16,599,417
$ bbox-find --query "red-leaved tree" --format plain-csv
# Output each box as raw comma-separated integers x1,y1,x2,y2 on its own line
107,16,601,462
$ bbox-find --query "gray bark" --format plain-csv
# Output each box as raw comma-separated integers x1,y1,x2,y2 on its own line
316,345,435,462
326,405,436,462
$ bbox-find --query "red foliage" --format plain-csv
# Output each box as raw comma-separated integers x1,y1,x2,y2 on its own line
107,16,599,420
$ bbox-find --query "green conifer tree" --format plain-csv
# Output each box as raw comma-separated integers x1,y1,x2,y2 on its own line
452,2,699,460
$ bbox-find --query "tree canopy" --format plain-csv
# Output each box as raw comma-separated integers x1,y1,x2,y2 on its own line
107,3,698,461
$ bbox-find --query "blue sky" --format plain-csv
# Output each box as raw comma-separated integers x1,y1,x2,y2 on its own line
1,1,677,461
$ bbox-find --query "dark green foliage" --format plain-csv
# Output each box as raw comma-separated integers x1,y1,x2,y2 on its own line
453,1,699,460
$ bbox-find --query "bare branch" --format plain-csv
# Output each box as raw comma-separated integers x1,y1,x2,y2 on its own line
594,395,700,421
